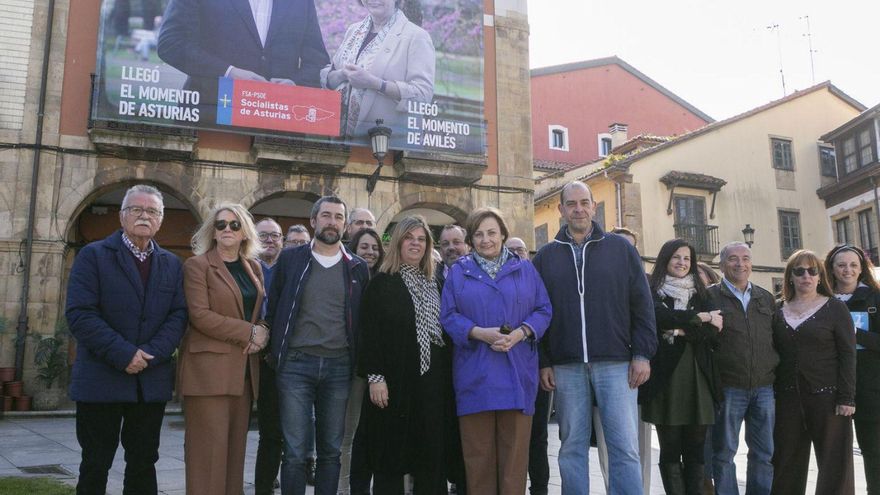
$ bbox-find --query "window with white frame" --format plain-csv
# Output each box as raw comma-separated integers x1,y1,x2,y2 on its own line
598,133,613,157
549,125,569,151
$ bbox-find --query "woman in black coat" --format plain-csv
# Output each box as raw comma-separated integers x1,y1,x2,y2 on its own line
357,215,454,495
640,239,723,495
825,244,880,494
771,249,855,495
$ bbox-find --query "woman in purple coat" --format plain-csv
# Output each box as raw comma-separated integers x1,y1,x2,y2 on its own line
440,207,552,495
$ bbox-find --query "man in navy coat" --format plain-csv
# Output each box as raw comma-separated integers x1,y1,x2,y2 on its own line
66,184,187,495
157,0,330,125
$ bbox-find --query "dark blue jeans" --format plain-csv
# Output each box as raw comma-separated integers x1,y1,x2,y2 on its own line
277,351,352,495
712,386,775,495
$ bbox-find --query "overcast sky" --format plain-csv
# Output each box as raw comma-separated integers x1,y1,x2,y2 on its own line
527,0,880,121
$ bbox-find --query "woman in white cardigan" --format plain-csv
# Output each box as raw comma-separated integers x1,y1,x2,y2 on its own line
322,0,435,141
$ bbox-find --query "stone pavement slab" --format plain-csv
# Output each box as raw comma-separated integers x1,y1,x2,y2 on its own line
0,413,868,494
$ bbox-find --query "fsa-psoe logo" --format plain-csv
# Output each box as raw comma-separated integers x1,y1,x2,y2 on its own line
292,106,336,123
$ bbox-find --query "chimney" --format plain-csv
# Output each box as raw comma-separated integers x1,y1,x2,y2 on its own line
609,123,629,151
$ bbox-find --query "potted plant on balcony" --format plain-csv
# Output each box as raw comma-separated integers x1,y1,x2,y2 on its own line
30,321,69,411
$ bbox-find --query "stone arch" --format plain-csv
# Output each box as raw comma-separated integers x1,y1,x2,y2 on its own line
247,173,339,211
249,189,323,211
248,190,323,235
375,189,472,234
58,161,199,241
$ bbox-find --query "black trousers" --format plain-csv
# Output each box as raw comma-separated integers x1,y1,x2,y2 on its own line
771,388,854,495
655,424,707,465
350,413,373,494
371,347,450,495
254,359,283,495
75,400,166,495
856,419,880,494
527,388,551,495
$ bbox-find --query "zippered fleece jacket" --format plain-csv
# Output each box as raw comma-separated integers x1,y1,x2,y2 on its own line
532,223,657,367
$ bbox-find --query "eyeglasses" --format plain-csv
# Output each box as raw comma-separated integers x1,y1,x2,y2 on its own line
214,220,242,232
286,239,309,247
792,266,819,277
124,206,162,218
258,232,283,241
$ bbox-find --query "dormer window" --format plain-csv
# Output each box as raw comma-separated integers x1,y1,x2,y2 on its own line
549,125,569,151
598,134,613,157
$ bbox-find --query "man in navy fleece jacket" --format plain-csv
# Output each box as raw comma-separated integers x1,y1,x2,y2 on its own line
533,181,657,495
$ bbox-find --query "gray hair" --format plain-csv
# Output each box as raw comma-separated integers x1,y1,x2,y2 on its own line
348,207,375,223
560,181,593,204
719,241,751,261
310,196,348,221
287,224,309,235
122,184,164,213
440,224,466,238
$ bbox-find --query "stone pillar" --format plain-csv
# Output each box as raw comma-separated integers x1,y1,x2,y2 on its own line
493,1,535,245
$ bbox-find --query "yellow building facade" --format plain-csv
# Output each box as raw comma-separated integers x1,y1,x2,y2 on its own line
534,83,865,291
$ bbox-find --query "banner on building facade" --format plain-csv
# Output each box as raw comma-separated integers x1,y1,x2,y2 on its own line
92,0,486,155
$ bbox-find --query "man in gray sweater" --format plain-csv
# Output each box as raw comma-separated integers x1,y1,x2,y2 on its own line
265,196,370,495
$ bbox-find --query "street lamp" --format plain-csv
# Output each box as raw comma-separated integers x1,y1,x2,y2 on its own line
366,119,392,194
742,224,755,247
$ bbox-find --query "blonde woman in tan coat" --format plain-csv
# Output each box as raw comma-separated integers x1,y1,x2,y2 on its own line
180,203,268,494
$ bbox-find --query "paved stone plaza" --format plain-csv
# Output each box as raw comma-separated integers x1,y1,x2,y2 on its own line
0,413,867,494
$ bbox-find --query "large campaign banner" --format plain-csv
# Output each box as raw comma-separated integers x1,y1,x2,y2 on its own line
92,0,485,155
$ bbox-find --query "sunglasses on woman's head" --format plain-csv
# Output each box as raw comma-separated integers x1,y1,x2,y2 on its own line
214,220,242,232
792,267,818,277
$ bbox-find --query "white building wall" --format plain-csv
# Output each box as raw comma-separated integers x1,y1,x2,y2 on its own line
0,0,35,130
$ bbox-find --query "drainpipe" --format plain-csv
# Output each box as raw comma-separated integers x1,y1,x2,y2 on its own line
873,176,880,259
14,0,56,381
604,169,624,227
615,181,623,227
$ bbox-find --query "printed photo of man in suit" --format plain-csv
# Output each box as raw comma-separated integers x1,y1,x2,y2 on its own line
157,0,330,124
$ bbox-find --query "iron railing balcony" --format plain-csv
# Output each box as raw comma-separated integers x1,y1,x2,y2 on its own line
673,223,720,257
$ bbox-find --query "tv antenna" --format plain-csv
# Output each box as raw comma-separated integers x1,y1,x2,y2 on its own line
800,15,817,83
767,23,786,95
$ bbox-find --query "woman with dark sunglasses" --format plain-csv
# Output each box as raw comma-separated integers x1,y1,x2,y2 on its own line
771,249,856,495
179,203,269,494
824,245,880,494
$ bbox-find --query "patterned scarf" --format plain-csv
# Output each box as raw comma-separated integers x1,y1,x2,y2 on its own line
473,246,511,280
657,274,697,310
399,264,444,375
333,9,400,136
